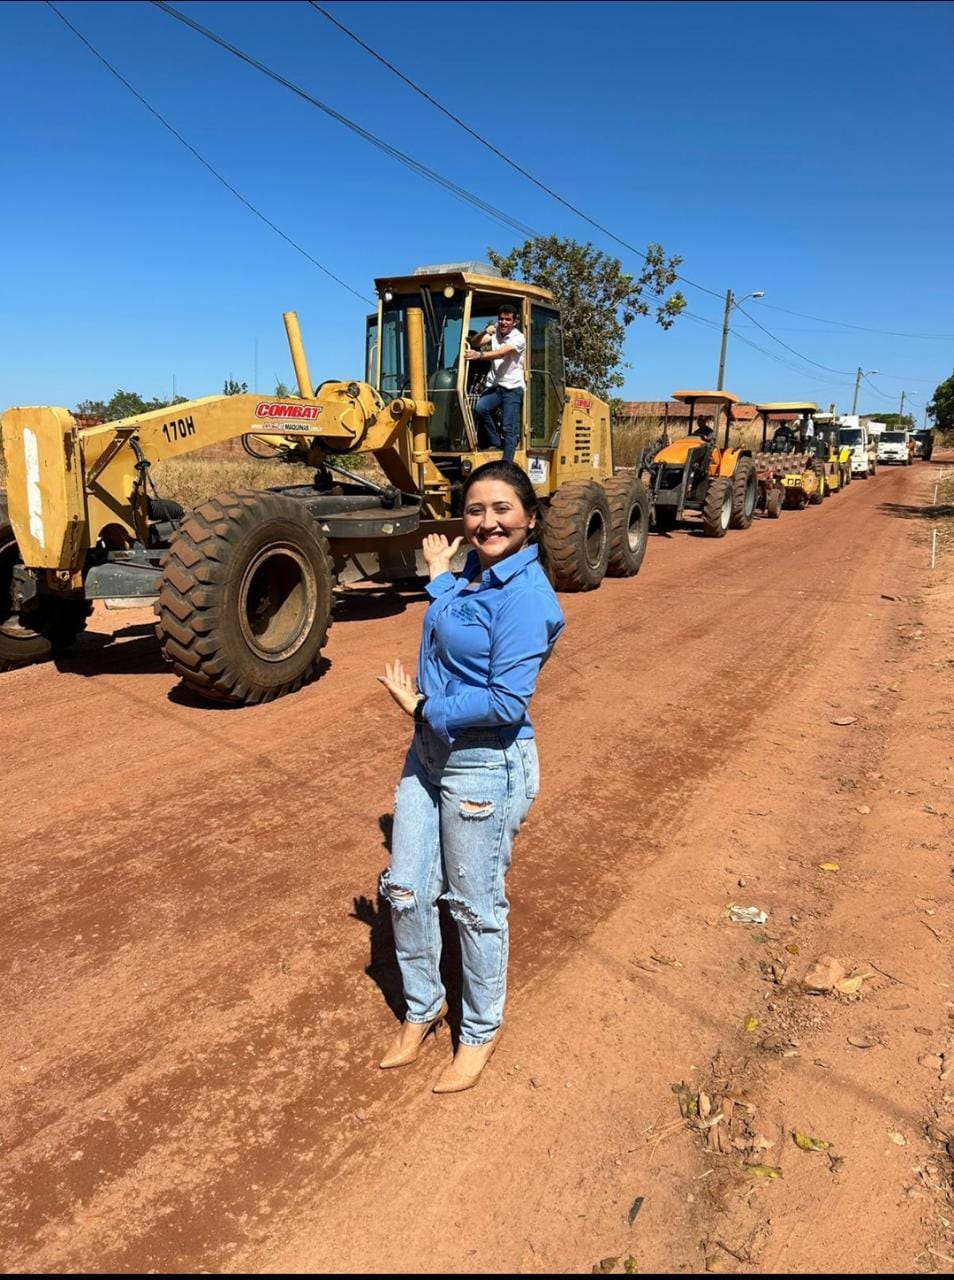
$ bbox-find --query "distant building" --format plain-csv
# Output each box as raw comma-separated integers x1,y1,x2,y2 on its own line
615,400,785,428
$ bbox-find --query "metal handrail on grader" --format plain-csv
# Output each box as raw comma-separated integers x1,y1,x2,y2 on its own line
0,262,651,705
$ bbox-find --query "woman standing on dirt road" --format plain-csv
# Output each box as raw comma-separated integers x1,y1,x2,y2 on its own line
377,460,564,1094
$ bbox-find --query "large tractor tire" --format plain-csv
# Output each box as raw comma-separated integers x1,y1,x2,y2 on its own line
156,489,334,705
701,477,733,538
602,473,649,577
543,481,611,591
729,457,758,530
765,487,783,519
809,474,826,505
0,514,90,670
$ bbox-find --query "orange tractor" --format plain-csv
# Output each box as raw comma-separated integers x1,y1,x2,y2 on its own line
640,390,758,537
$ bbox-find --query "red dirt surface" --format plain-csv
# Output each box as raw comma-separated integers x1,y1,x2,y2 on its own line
2,459,952,1274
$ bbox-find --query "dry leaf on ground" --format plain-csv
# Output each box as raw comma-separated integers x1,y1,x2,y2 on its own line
793,1132,831,1152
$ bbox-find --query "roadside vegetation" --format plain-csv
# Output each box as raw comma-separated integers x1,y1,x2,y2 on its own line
610,415,762,469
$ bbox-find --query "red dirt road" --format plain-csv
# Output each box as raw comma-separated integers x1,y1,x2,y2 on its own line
2,461,952,1273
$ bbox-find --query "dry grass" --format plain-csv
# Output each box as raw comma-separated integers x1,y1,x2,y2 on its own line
612,416,664,468
150,457,317,510
1,451,373,512
612,415,763,467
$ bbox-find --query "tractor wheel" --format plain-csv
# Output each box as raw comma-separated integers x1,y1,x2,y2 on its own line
543,481,611,591
809,482,826,505
701,477,733,538
602,474,649,577
729,458,758,529
156,489,334,705
765,488,783,519
653,506,679,533
0,518,90,670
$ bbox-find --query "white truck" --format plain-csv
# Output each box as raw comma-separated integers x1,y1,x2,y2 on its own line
838,415,878,478
876,429,912,466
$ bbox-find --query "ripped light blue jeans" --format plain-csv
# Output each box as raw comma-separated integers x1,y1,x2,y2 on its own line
381,724,539,1046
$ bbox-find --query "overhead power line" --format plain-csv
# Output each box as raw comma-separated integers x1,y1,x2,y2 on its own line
683,313,853,389
46,2,372,304
150,1,538,241
734,305,853,376
309,2,943,382
308,0,721,300
755,300,954,342
861,373,896,403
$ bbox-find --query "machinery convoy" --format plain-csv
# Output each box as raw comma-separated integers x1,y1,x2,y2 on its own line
0,262,934,707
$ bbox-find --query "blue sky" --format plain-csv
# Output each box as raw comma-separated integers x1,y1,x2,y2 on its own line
2,0,951,419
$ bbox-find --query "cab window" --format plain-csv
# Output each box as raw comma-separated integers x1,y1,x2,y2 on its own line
529,304,565,448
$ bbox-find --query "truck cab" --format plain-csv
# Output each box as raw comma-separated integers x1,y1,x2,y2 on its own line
877,430,911,466
838,417,877,478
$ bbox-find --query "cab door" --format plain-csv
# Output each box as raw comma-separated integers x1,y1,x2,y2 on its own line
528,303,566,452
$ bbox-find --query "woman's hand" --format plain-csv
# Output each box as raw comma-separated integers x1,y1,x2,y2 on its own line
422,533,463,580
377,658,419,717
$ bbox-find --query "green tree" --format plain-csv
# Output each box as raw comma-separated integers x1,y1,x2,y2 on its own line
274,379,290,397
102,390,169,421
860,412,915,429
487,235,685,398
927,371,954,431
223,376,248,396
75,399,107,420
75,390,189,421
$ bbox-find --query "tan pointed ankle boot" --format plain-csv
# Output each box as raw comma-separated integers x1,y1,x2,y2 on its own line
379,1001,448,1069
432,1031,502,1094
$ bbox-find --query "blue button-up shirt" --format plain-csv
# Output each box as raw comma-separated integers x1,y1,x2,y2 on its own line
418,544,565,744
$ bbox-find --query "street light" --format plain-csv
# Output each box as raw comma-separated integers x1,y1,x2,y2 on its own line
716,289,765,390
851,367,880,416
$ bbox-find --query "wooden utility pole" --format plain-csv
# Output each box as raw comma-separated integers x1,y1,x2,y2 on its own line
717,289,733,392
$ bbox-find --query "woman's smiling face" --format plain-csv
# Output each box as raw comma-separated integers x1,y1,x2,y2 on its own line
463,479,535,569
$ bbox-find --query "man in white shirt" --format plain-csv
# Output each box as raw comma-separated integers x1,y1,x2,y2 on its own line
464,303,526,462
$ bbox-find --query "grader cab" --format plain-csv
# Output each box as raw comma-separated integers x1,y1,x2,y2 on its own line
0,262,649,705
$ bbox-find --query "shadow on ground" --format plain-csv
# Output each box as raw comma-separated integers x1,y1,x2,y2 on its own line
877,502,954,521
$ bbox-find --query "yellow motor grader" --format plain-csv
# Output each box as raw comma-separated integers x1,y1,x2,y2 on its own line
0,262,650,705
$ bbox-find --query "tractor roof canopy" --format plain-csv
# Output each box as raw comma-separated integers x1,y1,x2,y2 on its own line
756,401,818,414
672,390,739,408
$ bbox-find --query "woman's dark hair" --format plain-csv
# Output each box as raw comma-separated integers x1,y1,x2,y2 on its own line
460,460,549,574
